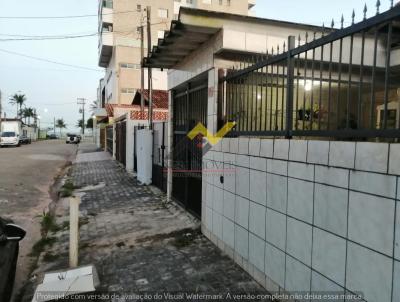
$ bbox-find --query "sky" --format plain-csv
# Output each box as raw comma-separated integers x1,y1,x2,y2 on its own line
0,0,394,132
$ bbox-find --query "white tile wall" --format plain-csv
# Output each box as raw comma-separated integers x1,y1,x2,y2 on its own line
249,138,261,156
389,144,400,175
223,190,235,221
222,138,230,153
202,138,397,302
315,166,349,189
250,170,267,206
213,187,224,214
235,196,250,229
350,171,397,199
312,228,346,286
286,217,312,266
289,140,307,162
329,141,355,169
267,174,287,214
267,159,288,176
265,242,285,288
238,137,249,155
249,202,266,239
236,154,250,168
288,162,314,181
393,261,400,302
348,192,395,256
250,156,267,171
260,139,273,158
265,208,287,251
285,256,312,292
212,211,223,239
235,224,249,259
307,141,329,165
355,142,389,173
274,139,289,160
249,233,265,273
288,178,314,224
311,271,345,300
346,242,393,302
314,184,348,237
230,138,239,153
222,217,235,248
236,167,250,199
395,202,400,261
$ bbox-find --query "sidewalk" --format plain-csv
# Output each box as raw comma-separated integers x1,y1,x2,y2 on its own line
21,144,267,301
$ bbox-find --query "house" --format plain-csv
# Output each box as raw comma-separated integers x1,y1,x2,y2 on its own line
145,6,400,302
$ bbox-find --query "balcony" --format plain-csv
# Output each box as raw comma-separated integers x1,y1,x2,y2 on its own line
98,31,113,68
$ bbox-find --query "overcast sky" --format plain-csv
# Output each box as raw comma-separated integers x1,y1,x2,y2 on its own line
0,0,394,132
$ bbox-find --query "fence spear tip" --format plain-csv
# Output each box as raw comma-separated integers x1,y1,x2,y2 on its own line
352,9,355,24
376,0,381,14
364,3,368,19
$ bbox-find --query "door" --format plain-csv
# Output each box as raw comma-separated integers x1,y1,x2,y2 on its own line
172,81,208,217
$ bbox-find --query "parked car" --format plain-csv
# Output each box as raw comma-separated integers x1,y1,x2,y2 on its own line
66,133,81,144
48,134,58,140
0,132,20,147
0,218,26,302
19,135,32,145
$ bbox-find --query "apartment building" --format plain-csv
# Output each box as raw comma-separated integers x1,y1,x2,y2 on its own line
97,0,256,107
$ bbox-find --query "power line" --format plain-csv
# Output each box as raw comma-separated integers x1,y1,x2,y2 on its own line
0,21,167,41
0,48,103,72
0,10,140,19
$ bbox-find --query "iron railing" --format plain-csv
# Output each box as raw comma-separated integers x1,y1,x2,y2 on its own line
222,1,400,139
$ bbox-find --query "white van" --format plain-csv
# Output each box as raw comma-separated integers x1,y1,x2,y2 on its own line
0,120,22,147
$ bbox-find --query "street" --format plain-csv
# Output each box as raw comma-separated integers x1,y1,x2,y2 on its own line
0,140,77,299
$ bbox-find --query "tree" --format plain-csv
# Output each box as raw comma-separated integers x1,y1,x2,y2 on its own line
21,107,35,125
89,101,98,113
56,119,67,136
76,119,84,130
9,94,26,118
86,118,93,129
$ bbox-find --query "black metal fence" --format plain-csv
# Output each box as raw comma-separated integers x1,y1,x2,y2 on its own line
222,3,400,139
106,125,113,154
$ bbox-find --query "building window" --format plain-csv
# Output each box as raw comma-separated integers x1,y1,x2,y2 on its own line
186,0,193,4
137,4,141,11
121,88,135,94
120,63,141,69
219,0,223,4
102,22,113,32
158,8,168,19
102,0,113,9
227,0,230,5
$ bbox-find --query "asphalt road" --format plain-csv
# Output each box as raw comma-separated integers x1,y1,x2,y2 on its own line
0,140,77,300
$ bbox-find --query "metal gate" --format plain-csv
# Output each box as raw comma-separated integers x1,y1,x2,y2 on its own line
106,125,113,155
172,81,208,217
115,120,126,166
152,122,167,192
100,128,106,149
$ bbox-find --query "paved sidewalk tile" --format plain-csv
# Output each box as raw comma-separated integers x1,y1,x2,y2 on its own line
21,151,268,301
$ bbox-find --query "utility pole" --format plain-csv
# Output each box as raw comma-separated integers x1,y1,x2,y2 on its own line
53,117,56,135
146,6,153,130
77,98,86,135
139,24,145,114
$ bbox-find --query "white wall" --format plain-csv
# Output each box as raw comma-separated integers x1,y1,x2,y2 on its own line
203,138,400,302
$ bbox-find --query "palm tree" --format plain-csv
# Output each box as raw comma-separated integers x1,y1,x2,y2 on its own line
55,118,67,137
89,101,98,113
9,94,26,118
21,107,35,125
76,119,84,131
